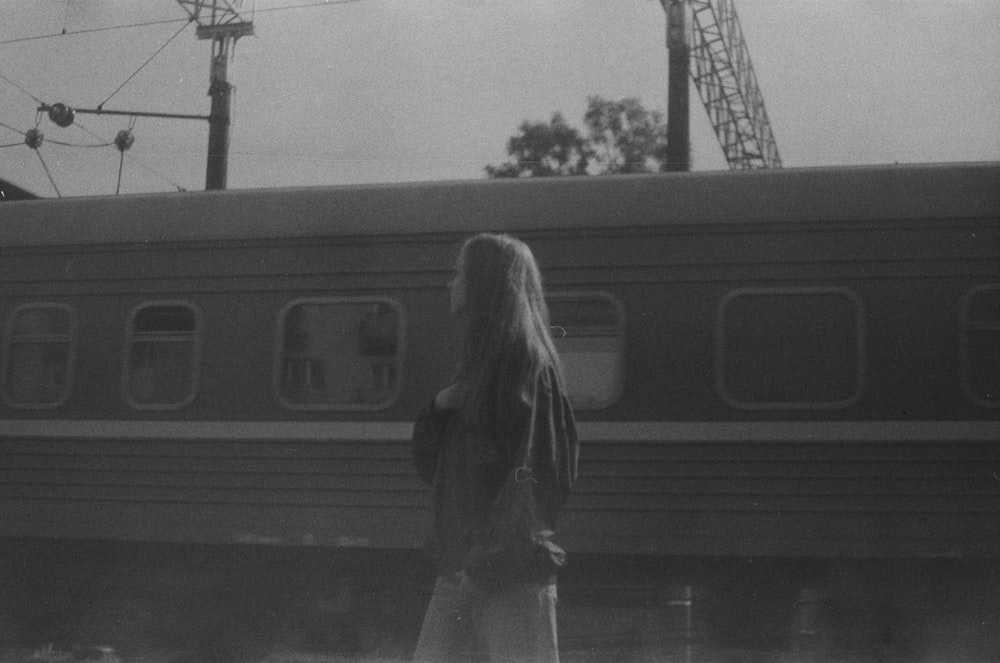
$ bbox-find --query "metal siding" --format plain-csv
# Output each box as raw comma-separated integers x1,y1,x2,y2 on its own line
0,164,997,247
0,434,428,548
1,163,998,562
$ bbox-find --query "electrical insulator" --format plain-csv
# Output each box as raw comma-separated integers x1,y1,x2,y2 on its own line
48,103,76,128
24,128,43,149
115,130,135,152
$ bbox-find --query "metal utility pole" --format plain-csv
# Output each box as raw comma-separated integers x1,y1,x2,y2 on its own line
664,0,690,171
659,0,781,170
175,1,253,190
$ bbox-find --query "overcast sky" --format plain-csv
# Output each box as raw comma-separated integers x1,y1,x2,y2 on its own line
1,0,998,197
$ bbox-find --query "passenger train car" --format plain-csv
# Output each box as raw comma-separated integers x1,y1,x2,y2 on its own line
1,162,998,660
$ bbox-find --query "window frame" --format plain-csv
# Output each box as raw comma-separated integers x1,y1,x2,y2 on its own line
960,283,1000,409
273,296,406,412
715,286,867,411
547,290,626,410
1,302,77,410
120,300,203,411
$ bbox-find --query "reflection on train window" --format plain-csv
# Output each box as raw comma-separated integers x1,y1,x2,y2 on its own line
717,288,865,409
123,303,202,410
961,285,1000,408
2,304,76,409
548,293,624,409
277,298,403,410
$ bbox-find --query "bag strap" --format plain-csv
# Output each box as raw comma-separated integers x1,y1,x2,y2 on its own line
513,376,541,483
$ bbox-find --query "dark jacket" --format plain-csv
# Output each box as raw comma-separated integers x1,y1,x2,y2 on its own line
412,366,579,581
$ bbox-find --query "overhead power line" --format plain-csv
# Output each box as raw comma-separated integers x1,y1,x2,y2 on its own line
97,19,193,109
0,0,371,46
0,17,188,46
0,0,372,194
0,70,44,104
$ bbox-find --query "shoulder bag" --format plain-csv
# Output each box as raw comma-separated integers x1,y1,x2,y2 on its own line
463,419,567,590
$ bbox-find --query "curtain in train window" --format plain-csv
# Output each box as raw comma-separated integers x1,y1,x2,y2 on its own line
548,294,624,409
961,285,1000,408
123,303,201,409
278,299,402,409
717,288,865,409
2,304,75,408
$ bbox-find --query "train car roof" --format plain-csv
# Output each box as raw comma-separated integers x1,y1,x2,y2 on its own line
0,162,997,247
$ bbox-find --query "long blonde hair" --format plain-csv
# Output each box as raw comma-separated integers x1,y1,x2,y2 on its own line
453,233,563,436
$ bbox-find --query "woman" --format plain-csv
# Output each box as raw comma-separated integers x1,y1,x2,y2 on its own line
411,233,579,663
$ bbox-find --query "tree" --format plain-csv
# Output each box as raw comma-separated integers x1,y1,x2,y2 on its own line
485,97,669,178
484,112,591,178
583,96,669,174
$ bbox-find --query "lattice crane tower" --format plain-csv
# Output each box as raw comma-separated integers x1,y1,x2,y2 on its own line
661,0,782,170
175,0,254,189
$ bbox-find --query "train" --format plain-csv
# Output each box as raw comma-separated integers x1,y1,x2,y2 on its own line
1,162,998,661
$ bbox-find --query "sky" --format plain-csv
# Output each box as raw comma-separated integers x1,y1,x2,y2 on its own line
1,0,998,198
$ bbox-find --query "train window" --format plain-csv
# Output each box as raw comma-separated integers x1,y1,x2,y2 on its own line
548,293,624,409
122,302,202,410
961,285,1000,408
2,304,76,409
716,288,865,409
276,298,403,410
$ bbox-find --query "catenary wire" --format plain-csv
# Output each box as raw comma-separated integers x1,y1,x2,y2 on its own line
116,150,126,195
0,0,373,46
62,0,72,35
0,70,44,104
2,0,373,193
0,17,189,46
97,19,193,109
119,150,188,192
2,111,183,193
0,119,26,135
46,138,114,148
33,150,61,197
